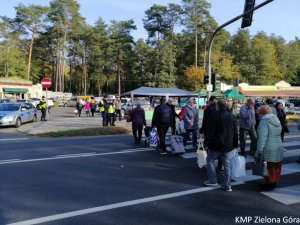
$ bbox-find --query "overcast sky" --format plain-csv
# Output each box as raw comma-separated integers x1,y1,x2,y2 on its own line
1,0,299,42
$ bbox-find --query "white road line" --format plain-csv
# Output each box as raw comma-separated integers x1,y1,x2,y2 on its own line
0,148,155,165
0,138,28,141
8,163,300,225
0,159,20,163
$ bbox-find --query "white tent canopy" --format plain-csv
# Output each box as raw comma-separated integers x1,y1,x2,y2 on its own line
121,86,198,99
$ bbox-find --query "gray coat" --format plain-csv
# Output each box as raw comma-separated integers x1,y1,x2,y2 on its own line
183,105,199,130
256,114,283,163
239,104,256,130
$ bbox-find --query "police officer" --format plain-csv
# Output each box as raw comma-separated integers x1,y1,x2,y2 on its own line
40,96,47,121
98,96,109,126
108,100,116,126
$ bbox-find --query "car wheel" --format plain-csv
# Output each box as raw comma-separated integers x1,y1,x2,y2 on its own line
64,103,68,107
15,118,21,128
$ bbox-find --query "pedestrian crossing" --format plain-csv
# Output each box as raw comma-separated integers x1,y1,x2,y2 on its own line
143,132,300,205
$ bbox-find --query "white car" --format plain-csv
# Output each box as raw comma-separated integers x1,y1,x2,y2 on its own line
0,102,37,127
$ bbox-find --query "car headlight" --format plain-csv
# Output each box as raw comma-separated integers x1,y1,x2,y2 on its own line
2,115,16,122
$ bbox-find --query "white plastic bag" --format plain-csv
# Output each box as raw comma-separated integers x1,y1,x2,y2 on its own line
197,138,207,168
230,150,246,177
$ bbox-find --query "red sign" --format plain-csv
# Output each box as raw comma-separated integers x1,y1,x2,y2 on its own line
41,77,52,89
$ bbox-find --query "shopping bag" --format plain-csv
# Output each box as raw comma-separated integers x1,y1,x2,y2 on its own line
230,150,246,177
170,135,185,155
149,128,158,147
197,138,207,168
252,161,268,176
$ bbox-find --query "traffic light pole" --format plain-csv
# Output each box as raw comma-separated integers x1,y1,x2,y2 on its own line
207,0,274,98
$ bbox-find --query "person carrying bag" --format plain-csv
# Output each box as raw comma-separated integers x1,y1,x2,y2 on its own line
197,138,207,168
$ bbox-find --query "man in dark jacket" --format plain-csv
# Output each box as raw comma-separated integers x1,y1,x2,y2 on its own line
200,96,217,147
152,97,173,154
130,103,146,144
203,99,238,192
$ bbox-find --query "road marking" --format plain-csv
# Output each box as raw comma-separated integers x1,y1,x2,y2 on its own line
0,159,20,163
0,148,155,165
8,163,300,225
0,138,28,141
261,184,300,205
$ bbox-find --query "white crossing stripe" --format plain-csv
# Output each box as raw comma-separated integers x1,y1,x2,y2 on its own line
7,162,300,225
261,184,300,205
0,138,28,141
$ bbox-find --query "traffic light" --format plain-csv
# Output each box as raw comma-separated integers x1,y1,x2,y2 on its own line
241,0,256,28
212,73,216,91
203,74,209,84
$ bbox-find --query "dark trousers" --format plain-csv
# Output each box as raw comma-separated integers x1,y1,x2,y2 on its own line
77,108,82,117
41,108,46,121
280,129,284,142
102,112,108,126
183,128,198,147
133,129,142,144
91,109,95,117
116,109,122,121
108,113,115,125
239,127,257,155
157,126,169,150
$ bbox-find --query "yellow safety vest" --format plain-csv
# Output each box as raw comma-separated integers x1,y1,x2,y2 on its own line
99,100,105,112
108,104,115,113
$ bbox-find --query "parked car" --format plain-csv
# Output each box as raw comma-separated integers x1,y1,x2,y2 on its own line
0,102,37,127
64,97,77,107
286,98,300,107
121,99,151,116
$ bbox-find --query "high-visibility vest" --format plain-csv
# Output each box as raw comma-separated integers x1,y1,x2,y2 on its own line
99,100,105,112
40,99,46,109
108,104,115,113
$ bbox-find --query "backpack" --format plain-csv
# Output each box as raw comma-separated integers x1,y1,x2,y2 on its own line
159,104,171,124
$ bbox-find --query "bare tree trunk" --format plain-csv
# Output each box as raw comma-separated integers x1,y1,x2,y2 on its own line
27,29,35,80
55,42,60,92
83,49,87,95
61,31,67,92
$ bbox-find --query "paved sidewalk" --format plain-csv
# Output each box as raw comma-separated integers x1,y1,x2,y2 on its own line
17,112,133,135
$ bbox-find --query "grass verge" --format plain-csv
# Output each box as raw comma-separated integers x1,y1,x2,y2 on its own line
38,126,131,137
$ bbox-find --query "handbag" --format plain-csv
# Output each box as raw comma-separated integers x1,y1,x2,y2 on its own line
252,161,268,176
197,138,207,168
283,124,289,133
230,150,246,177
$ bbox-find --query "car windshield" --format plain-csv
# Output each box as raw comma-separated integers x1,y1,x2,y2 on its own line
0,104,20,111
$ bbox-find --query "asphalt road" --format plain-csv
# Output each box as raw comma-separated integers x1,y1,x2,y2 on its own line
0,108,300,225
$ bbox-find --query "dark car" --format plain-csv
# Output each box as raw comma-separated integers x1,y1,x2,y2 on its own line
286,98,300,107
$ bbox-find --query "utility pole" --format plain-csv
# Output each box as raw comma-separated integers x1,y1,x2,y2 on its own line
207,0,274,98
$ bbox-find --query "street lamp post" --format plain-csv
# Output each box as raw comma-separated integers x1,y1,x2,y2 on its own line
206,0,274,98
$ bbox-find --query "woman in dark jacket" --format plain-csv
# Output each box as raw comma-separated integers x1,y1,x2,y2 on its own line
275,102,288,142
129,103,146,144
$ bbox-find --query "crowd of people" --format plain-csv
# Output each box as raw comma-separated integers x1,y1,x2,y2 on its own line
71,94,299,192
127,96,299,192
75,96,123,126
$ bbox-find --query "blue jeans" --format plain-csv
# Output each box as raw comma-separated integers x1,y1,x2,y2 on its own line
206,149,233,188
183,128,198,147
